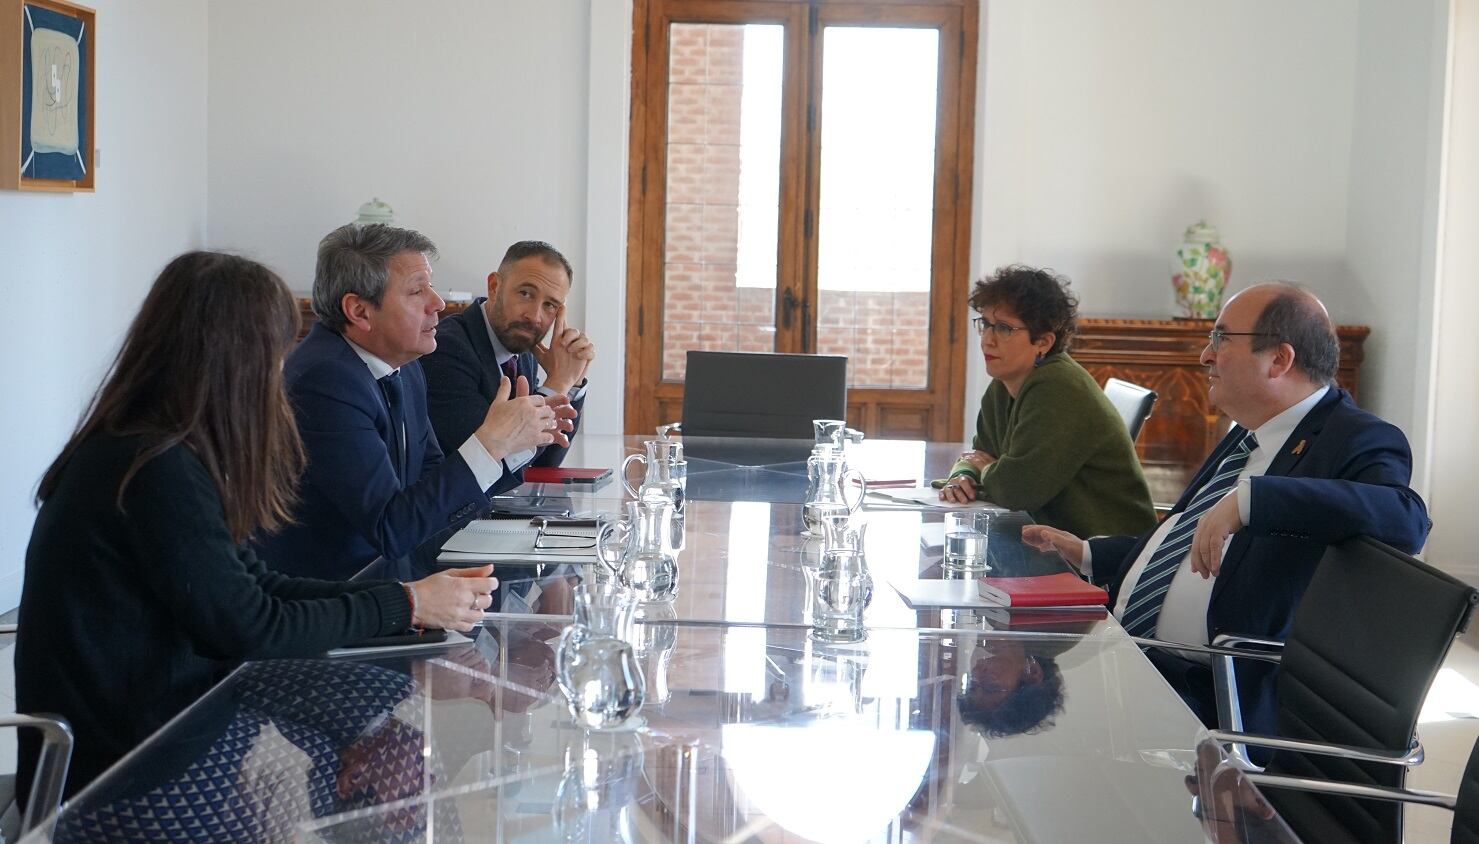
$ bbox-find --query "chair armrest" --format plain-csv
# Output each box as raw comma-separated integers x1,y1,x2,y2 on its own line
1212,634,1286,652
1129,637,1283,664
1243,771,1455,810
0,713,73,839
1208,729,1425,767
0,624,16,635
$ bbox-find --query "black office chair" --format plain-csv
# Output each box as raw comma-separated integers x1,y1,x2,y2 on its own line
1102,377,1157,442
678,351,847,439
1144,536,1478,844
1238,734,1479,844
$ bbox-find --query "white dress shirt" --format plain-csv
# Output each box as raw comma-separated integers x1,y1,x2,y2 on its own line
1088,386,1329,649
344,338,506,491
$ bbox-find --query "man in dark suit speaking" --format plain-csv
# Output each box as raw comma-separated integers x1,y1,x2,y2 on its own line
1023,282,1430,735
260,225,576,581
421,241,594,470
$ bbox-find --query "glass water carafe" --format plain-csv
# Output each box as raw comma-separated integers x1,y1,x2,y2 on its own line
596,498,681,602
812,418,863,452
803,448,867,535
555,583,646,731
621,439,687,546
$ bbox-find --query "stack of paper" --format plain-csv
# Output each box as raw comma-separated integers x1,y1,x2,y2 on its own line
437,520,599,564
864,486,1008,510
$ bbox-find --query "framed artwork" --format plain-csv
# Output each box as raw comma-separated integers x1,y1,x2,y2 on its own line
1,0,96,192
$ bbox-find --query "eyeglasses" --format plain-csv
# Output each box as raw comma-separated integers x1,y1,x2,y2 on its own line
1206,329,1276,350
971,316,1025,340
532,519,597,550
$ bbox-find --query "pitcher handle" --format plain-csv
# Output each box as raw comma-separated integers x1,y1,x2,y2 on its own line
596,519,629,580
844,470,867,512
620,453,647,498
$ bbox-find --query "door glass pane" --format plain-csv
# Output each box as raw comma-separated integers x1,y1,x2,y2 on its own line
663,23,784,381
815,27,939,389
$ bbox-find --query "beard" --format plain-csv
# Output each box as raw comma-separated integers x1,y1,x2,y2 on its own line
488,299,542,353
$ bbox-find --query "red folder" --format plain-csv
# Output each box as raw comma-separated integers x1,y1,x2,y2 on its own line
977,572,1109,608
522,467,613,485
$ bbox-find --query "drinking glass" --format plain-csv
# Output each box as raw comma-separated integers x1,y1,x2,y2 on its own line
943,510,992,572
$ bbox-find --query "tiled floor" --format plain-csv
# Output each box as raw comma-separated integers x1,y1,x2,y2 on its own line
0,627,1474,839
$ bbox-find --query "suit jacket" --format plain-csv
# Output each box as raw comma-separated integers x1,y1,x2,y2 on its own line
1087,387,1431,733
421,298,584,472
259,324,510,580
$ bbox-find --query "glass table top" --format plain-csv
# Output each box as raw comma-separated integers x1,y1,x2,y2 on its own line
39,618,1241,843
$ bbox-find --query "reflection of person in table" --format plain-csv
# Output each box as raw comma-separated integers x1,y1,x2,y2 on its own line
52,659,458,844
956,639,1066,738
938,265,1157,538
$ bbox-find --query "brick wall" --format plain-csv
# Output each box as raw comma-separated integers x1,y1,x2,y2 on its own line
660,23,931,389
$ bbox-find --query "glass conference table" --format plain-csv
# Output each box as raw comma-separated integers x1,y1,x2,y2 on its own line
27,435,1296,842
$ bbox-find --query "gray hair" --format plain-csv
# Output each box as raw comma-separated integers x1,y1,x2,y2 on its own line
1250,283,1339,385
311,224,439,331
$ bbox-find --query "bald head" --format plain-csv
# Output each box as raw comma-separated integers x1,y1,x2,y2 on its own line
1236,282,1339,385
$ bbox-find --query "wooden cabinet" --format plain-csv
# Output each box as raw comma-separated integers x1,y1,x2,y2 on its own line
1073,318,1369,473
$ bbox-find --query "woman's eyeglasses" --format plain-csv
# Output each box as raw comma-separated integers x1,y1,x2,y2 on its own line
971,317,1025,340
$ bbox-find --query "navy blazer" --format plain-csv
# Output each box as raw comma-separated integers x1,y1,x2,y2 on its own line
259,324,505,580
1088,388,1430,731
420,297,585,471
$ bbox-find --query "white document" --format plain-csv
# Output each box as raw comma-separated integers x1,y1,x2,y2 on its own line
865,486,1008,510
891,577,999,609
437,520,599,563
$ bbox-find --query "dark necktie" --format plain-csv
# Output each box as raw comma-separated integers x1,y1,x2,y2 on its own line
500,357,518,390
378,371,408,488
1120,430,1259,638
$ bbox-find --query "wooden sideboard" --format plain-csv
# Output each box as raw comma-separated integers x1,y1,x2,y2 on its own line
1074,318,1369,474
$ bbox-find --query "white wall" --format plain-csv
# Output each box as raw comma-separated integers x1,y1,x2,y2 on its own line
205,0,621,427
0,0,208,611
969,0,1449,487
1426,0,1477,582
1342,0,1450,478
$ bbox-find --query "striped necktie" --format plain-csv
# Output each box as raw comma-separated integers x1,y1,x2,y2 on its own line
500,357,518,387
1120,430,1259,638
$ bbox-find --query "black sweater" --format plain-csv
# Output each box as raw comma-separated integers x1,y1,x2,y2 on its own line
15,434,412,797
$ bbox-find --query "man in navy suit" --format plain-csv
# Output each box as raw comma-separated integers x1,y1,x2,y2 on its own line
1024,282,1430,736
259,225,576,581
421,241,593,466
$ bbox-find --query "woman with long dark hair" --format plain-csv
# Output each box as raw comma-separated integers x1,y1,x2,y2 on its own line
16,251,496,798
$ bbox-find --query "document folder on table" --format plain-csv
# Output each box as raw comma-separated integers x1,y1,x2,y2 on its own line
436,520,599,565
977,572,1108,608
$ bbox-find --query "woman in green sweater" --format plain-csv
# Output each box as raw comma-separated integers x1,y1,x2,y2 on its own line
939,266,1157,537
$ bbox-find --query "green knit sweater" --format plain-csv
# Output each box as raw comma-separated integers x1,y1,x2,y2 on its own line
950,353,1157,537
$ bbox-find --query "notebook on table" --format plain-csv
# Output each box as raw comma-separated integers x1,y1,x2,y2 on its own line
976,572,1109,608
522,467,614,486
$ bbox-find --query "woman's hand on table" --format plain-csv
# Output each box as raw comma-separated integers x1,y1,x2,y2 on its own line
409,565,498,631
939,473,979,504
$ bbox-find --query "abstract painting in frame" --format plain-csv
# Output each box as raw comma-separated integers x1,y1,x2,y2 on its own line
1,0,96,191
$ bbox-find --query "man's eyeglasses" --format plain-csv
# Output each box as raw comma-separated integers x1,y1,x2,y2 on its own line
1206,329,1276,350
971,317,1025,340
